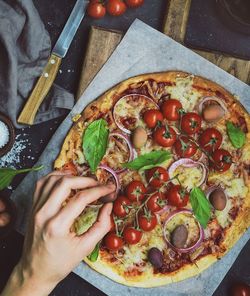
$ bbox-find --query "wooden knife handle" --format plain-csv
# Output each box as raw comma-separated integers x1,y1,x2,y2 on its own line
18,54,62,125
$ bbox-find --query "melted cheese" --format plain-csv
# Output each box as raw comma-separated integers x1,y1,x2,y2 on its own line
173,165,203,190
225,178,248,198
215,198,232,228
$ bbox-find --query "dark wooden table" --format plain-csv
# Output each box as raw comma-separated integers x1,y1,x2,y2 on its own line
0,0,249,295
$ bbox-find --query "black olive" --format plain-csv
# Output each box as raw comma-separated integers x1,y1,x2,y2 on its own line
209,189,227,211
171,224,188,248
148,247,163,268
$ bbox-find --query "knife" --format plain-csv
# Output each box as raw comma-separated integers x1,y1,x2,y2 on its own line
18,0,89,125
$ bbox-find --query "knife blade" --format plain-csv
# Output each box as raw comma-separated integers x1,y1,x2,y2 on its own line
18,0,89,125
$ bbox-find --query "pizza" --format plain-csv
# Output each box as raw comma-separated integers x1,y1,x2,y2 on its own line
54,71,250,287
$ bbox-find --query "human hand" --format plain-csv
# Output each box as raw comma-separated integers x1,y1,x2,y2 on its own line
1,171,115,296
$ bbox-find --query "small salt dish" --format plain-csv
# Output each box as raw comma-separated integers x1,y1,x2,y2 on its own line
0,113,15,157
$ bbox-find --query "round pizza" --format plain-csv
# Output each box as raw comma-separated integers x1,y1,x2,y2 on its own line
54,71,250,287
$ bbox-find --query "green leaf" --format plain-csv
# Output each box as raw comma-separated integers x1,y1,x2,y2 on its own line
87,243,100,262
226,121,246,149
0,165,43,190
82,119,109,173
190,187,212,228
122,150,172,171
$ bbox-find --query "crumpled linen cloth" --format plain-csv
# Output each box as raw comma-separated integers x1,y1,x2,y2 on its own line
0,0,74,127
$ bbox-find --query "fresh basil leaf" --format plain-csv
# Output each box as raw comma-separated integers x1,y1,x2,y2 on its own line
87,243,99,262
82,119,109,173
0,165,43,190
190,187,211,228
226,121,246,149
122,150,172,171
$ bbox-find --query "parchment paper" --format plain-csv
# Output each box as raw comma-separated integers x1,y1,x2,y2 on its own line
11,20,250,296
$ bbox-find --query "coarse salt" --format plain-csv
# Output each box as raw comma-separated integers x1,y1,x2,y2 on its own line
0,120,9,148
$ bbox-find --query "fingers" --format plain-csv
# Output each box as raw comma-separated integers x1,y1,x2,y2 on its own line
78,203,113,254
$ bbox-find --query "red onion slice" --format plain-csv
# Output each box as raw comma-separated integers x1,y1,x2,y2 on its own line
168,158,208,188
197,96,228,115
97,165,120,200
113,94,159,134
163,209,204,253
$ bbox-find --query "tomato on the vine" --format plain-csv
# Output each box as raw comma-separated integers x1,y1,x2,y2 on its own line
146,166,169,188
210,149,232,172
199,128,222,152
87,0,106,19
61,161,78,176
146,192,166,212
123,227,142,244
125,180,146,201
113,195,131,217
180,112,202,134
173,135,197,158
106,0,127,16
138,211,157,231
166,184,189,207
104,232,124,250
161,99,183,121
125,0,144,8
153,126,177,147
143,109,163,128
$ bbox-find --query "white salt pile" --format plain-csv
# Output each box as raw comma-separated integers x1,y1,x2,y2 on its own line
0,120,9,148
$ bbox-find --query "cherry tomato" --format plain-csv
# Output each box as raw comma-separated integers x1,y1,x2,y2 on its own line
153,126,177,147
146,192,166,212
125,180,146,201
210,149,232,172
161,99,183,121
199,128,222,152
106,0,127,16
113,195,131,217
125,0,144,8
104,232,124,251
123,227,142,244
138,212,157,231
143,109,163,128
181,112,202,134
166,184,189,207
146,167,169,188
231,282,250,296
173,136,197,158
61,162,78,176
87,0,106,19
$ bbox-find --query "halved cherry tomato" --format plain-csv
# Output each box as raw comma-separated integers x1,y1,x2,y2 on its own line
166,184,189,207
125,180,146,201
146,167,169,188
113,195,131,217
153,126,177,147
146,192,166,212
210,149,232,172
61,162,78,176
143,109,163,128
125,0,144,8
181,112,202,134
106,0,127,16
173,135,197,158
138,211,157,231
123,227,142,244
199,128,222,152
87,0,106,19
104,232,124,251
161,99,183,121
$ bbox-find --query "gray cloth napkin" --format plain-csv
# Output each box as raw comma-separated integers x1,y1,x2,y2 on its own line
0,0,74,128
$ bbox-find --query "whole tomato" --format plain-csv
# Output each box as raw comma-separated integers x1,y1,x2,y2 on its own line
87,0,106,19
153,126,177,147
113,195,131,217
104,232,124,250
125,180,146,201
173,135,197,158
180,112,202,134
161,99,183,121
107,0,127,16
166,184,189,207
138,211,157,231
146,166,169,188
143,109,163,128
123,227,142,244
199,128,222,152
146,192,166,212
125,0,144,8
210,149,232,172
